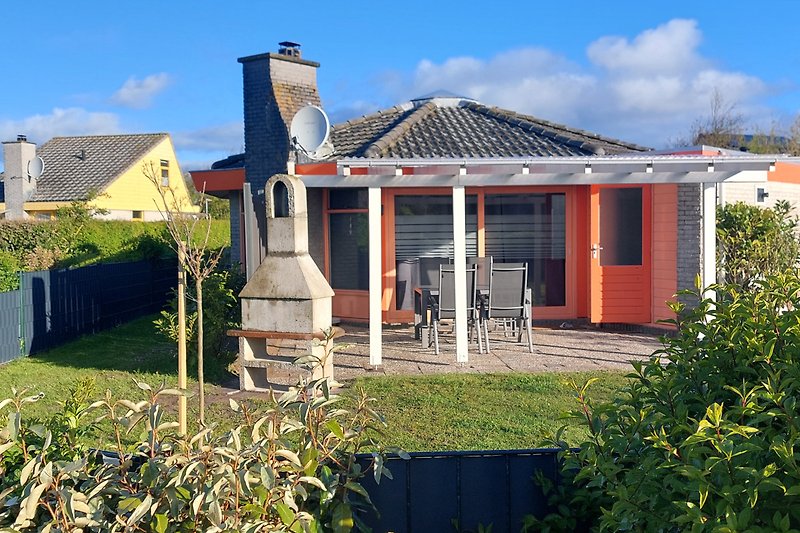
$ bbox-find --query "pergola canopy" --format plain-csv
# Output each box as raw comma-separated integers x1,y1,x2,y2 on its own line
291,154,777,366
296,154,776,187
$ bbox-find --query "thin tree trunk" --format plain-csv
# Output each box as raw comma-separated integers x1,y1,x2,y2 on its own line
196,279,205,425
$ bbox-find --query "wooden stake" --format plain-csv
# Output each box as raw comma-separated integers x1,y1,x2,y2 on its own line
177,246,188,436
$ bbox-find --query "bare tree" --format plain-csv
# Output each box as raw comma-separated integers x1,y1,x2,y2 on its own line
789,114,800,156
143,161,225,426
689,88,746,147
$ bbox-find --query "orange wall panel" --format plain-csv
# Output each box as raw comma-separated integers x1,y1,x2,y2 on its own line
651,184,678,324
768,162,800,184
575,186,590,318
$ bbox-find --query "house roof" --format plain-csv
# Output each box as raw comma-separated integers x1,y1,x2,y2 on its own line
31,133,168,202
328,96,651,159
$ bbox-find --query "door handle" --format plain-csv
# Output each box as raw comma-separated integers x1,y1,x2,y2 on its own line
591,244,603,259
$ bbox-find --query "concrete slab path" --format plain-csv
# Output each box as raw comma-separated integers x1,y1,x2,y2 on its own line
332,323,667,381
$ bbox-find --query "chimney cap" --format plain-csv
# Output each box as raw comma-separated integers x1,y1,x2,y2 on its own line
278,41,302,58
17,134,27,142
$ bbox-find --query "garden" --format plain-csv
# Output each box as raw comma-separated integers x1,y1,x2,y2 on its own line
2,200,800,531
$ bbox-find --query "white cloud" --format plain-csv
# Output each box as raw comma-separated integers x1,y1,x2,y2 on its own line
0,107,121,144
587,19,704,75
368,19,770,148
111,73,172,109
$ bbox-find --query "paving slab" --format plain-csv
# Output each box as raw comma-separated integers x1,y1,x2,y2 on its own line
331,323,667,381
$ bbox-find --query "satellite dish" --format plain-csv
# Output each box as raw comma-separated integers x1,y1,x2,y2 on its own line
27,156,45,180
290,105,330,158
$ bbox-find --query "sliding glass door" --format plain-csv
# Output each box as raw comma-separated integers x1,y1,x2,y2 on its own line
484,193,566,307
393,194,478,310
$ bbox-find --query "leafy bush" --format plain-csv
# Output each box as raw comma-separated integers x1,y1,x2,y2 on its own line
0,349,397,531
717,200,800,289
154,267,243,381
0,251,20,292
0,218,229,288
531,274,800,531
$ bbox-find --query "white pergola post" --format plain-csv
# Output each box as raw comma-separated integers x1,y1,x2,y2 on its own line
702,182,717,302
452,185,468,363
368,186,383,366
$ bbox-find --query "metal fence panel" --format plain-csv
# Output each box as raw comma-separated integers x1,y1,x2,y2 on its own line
357,449,560,533
0,259,176,363
0,290,21,364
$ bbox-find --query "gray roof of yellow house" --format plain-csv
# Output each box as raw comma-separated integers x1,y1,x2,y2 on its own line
31,133,168,202
328,95,650,159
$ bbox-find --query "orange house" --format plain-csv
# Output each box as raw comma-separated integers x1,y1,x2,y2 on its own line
191,44,779,364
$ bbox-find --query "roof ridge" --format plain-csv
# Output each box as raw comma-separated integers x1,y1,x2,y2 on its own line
463,102,650,153
46,132,167,141
332,105,409,130
363,102,437,158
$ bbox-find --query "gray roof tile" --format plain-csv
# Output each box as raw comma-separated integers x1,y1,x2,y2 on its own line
32,133,167,202
328,98,649,160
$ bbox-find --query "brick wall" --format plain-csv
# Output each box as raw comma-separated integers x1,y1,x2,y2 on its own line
239,51,321,264
720,182,800,217
677,183,702,308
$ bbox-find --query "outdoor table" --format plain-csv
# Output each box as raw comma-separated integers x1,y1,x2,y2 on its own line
413,285,437,346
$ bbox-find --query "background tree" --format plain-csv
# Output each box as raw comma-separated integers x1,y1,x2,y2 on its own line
789,114,800,155
688,88,745,147
144,161,225,425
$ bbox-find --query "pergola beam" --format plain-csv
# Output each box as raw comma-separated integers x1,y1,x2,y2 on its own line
299,170,768,188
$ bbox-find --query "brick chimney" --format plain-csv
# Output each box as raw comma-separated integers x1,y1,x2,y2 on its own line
238,41,321,266
2,135,37,220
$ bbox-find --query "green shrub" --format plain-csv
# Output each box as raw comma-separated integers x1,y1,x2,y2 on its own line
0,346,398,531
154,267,243,382
717,200,800,289
0,251,20,291
0,218,229,275
531,273,800,531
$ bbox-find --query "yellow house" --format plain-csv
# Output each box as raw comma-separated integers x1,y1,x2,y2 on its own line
0,133,198,220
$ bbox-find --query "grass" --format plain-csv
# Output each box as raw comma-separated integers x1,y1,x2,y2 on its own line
349,372,629,451
0,315,239,444
0,314,632,451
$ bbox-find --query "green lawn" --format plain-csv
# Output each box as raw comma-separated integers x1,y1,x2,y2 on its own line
0,315,630,451
349,372,628,451
0,315,239,442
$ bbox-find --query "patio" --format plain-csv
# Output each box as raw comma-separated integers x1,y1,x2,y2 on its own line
331,322,666,381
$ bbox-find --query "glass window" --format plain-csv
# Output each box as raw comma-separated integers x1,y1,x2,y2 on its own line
329,213,369,290
485,193,566,307
394,195,478,310
329,189,368,210
599,188,642,266
160,160,169,187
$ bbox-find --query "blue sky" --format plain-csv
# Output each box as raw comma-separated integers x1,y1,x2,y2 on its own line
2,0,798,170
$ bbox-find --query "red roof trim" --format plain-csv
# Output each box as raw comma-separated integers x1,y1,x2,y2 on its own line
191,168,245,192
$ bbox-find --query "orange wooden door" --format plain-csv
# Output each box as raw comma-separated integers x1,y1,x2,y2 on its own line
589,185,651,323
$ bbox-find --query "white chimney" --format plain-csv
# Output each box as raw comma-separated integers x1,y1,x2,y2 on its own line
2,135,38,220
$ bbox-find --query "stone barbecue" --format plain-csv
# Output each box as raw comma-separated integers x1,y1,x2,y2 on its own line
232,174,336,391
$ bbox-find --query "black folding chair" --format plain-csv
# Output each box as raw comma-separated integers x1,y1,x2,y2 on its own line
483,263,533,353
428,265,483,355
418,256,451,287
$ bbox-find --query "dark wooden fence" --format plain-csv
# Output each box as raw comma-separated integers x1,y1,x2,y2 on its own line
0,259,176,364
357,448,562,532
